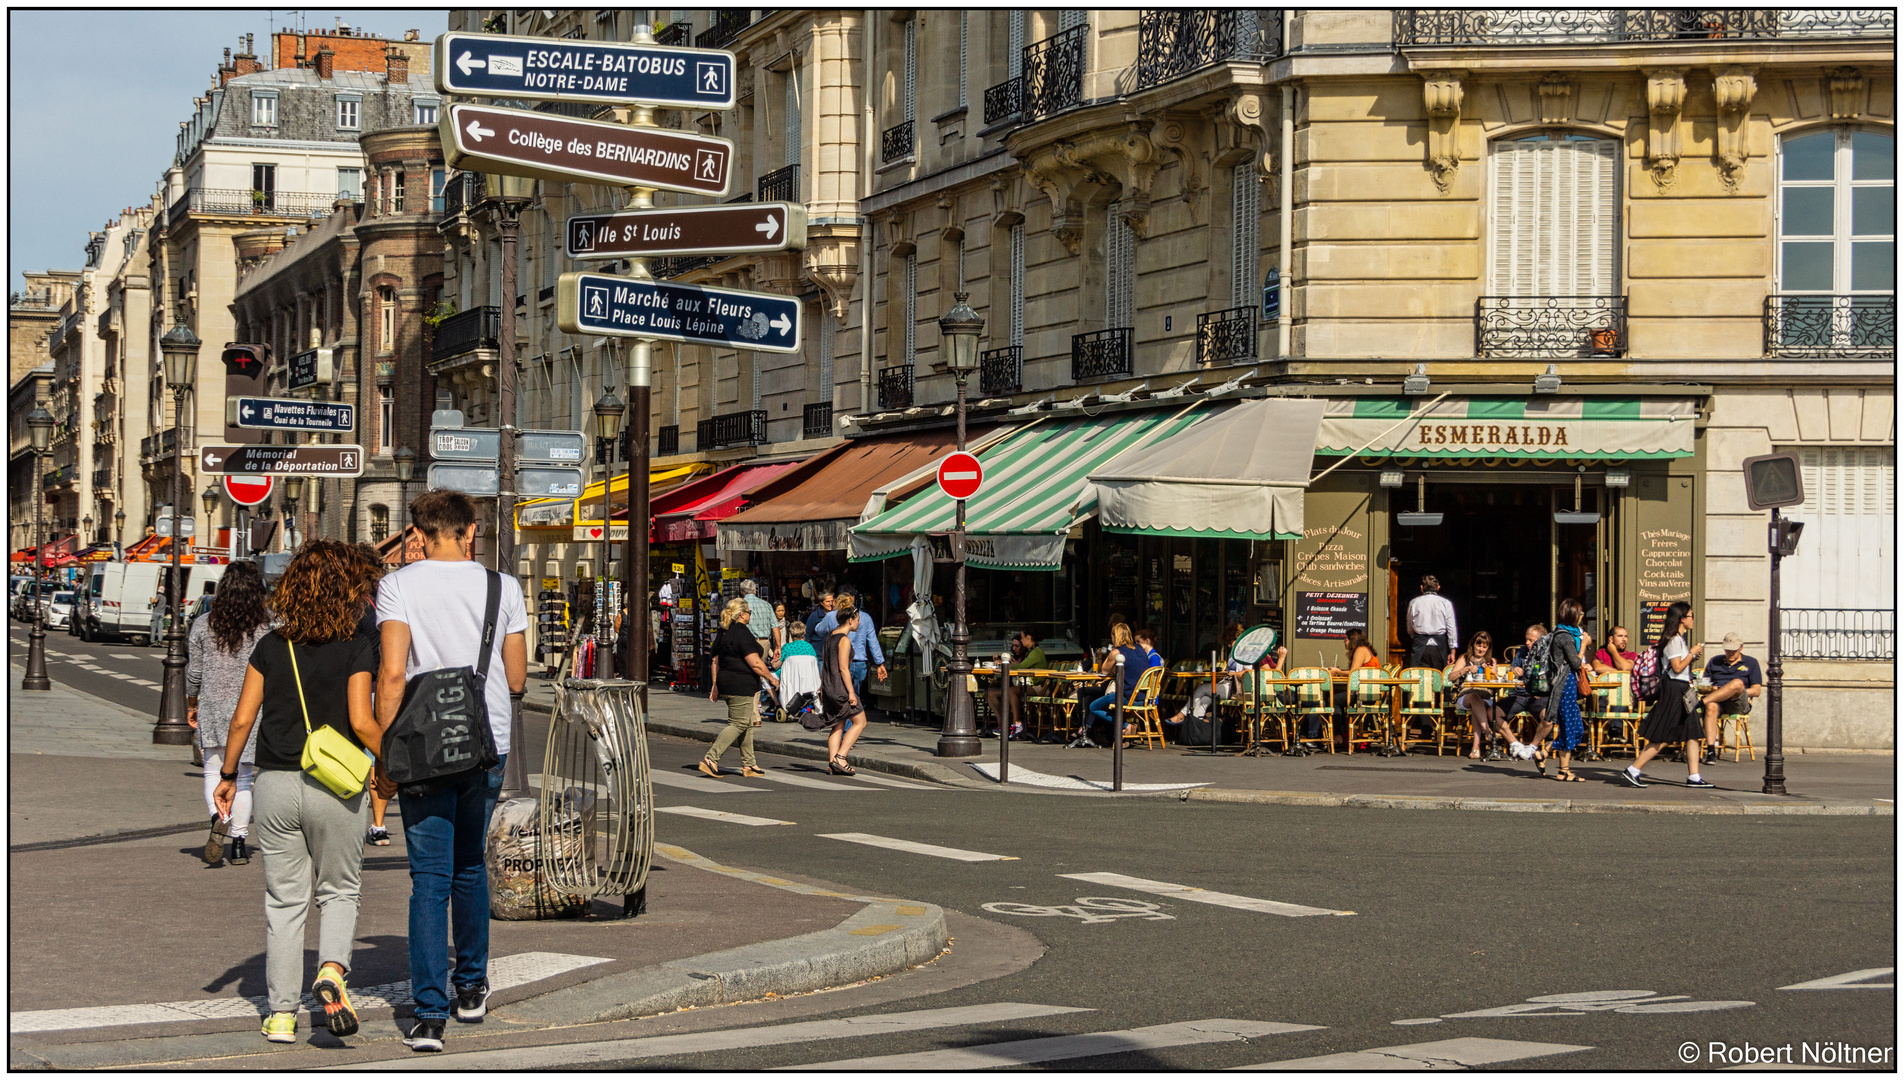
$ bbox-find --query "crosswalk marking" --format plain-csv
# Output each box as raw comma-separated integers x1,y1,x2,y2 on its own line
786,1018,1319,1071
969,762,1209,792
838,771,931,790
1059,873,1352,918
1233,1036,1592,1070
657,805,793,826
67,653,95,660
650,772,768,794
818,832,1017,862
107,672,138,681
760,769,866,792
329,1002,1091,1071
1779,967,1895,991
111,653,140,659
133,679,161,688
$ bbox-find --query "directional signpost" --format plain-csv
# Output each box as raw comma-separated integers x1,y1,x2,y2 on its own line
288,348,333,391
518,429,588,464
428,428,586,498
557,272,801,353
434,31,736,109
199,444,364,476
431,426,504,462
428,463,503,497
567,202,807,260
229,396,355,433
441,103,733,196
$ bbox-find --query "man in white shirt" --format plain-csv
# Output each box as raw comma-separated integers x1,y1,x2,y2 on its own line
1405,574,1458,669
375,490,527,1052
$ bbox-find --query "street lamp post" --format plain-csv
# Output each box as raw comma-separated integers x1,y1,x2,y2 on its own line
283,475,305,551
936,293,984,758
113,508,125,546
82,513,93,545
153,323,201,745
593,389,625,674
201,485,220,550
393,447,415,566
22,404,55,691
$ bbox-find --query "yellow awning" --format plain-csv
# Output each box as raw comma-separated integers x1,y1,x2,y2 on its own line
516,463,712,530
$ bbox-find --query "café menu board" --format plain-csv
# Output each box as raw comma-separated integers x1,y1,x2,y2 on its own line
1296,592,1369,641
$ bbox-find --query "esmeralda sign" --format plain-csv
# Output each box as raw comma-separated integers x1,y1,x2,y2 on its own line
1315,396,1697,459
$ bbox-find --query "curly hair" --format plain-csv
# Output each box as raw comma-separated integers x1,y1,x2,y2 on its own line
269,539,382,645
207,560,270,654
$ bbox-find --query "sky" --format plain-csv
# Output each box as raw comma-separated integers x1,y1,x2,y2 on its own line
8,8,448,293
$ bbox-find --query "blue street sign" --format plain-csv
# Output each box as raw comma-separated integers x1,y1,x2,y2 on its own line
556,272,801,354
229,396,355,433
434,31,736,110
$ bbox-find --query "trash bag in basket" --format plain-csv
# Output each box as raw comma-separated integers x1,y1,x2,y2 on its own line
487,787,596,920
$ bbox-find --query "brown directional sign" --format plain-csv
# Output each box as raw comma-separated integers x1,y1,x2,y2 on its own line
199,444,365,477
441,103,732,196
567,202,807,260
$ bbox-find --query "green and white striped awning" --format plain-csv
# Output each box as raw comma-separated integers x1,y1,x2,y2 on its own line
1317,397,1697,459
849,405,1213,569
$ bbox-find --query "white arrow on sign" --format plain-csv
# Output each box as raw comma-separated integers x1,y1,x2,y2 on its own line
770,313,793,335
203,451,222,468
467,119,495,143
756,215,779,239
239,402,257,421
456,50,486,76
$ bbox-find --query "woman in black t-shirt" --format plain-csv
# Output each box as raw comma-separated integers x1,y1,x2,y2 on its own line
213,540,383,1044
701,598,779,778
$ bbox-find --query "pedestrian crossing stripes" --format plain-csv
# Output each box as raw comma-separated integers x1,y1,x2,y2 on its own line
1060,873,1353,918
838,771,930,790
1779,967,1895,991
650,772,769,794
110,653,140,659
818,832,1017,862
1232,1036,1592,1069
657,805,793,827
759,768,865,791
787,1018,1318,1071
66,653,95,660
969,762,1210,792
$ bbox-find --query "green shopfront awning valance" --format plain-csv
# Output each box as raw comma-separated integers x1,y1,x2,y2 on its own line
1316,397,1697,459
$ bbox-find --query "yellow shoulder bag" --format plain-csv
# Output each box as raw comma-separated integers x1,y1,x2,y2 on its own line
289,641,371,799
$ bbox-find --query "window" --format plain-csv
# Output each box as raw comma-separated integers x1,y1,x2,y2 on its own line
1009,222,1025,347
1059,10,1088,31
1231,164,1261,310
1008,11,1025,79
369,504,389,543
1106,203,1134,329
378,287,396,354
819,311,834,401
1779,130,1895,296
904,253,918,364
336,95,360,130
252,91,277,127
414,100,439,125
903,17,917,124
336,167,363,201
785,66,801,169
377,387,394,454
1780,445,1895,612
251,164,276,212
393,171,406,213
958,12,968,109
430,168,446,213
1489,134,1618,297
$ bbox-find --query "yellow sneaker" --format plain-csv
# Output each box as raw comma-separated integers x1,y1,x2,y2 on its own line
311,968,359,1037
261,1011,297,1043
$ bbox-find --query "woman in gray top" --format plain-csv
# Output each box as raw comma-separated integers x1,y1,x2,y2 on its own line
186,561,271,867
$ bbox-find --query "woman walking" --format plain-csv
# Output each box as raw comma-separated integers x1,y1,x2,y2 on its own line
1543,600,1591,782
213,541,383,1043
702,598,778,778
1620,601,1708,788
187,560,271,867
819,597,870,773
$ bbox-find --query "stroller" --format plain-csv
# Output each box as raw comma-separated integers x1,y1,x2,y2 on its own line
770,647,824,727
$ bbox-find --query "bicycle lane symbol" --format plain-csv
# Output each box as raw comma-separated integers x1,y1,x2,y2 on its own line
981,897,1175,925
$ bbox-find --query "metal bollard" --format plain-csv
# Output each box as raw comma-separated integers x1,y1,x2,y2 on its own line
1211,649,1220,757
1113,651,1125,793
998,652,1011,785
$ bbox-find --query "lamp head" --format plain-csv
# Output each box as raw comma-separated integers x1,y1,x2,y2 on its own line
1533,363,1562,394
114,508,126,528
393,446,416,482
202,484,220,515
937,292,983,376
283,475,305,503
1402,363,1431,396
25,404,53,452
159,323,202,389
593,389,626,440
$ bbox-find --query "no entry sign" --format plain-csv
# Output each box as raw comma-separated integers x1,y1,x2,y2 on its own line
937,452,984,501
222,474,274,506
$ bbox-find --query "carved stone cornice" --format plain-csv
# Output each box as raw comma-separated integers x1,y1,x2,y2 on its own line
1420,70,1466,194
1645,67,1687,190
1020,122,1163,247
1829,66,1866,120
803,225,860,325
1537,72,1575,125
1151,115,1205,223
989,173,1024,229
1712,65,1757,192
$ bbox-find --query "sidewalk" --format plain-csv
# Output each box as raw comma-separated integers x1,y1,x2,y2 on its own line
521,678,1897,817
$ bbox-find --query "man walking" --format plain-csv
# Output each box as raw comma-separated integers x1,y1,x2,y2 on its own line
1405,575,1457,670
803,589,835,637
375,491,528,1053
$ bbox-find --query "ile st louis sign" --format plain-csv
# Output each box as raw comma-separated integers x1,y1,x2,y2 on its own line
567,202,807,260
441,103,732,196
434,31,735,110
557,272,801,353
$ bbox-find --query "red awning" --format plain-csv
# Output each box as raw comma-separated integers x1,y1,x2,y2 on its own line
652,461,803,542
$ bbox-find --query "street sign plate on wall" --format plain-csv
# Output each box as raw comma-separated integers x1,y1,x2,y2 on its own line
430,427,503,462
230,396,354,433
428,463,502,496
518,430,588,463
434,31,736,109
200,444,364,476
441,103,733,196
566,203,807,260
557,272,801,353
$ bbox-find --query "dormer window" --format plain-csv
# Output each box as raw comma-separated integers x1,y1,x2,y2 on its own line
252,90,277,127
336,94,361,131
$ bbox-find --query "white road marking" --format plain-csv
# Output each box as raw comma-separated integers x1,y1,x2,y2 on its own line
1442,991,1752,1017
818,832,1017,862
650,772,768,794
1060,873,1352,917
133,680,162,688
1235,1036,1592,1070
66,653,95,660
969,762,1209,792
761,769,866,791
1779,967,1895,991
327,1002,1090,1071
8,951,610,1034
786,1018,1318,1071
111,653,140,659
107,672,138,680
838,771,931,790
657,805,793,826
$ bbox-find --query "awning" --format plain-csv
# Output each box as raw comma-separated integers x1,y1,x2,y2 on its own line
1317,397,1697,459
850,405,1211,570
1091,398,1325,541
644,460,804,543
515,462,713,531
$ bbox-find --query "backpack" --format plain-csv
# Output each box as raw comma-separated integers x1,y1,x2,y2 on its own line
381,569,503,796
1521,632,1555,694
1632,646,1661,701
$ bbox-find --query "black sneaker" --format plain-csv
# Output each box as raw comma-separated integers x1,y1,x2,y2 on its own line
228,836,250,865
452,979,490,1023
1618,769,1648,788
404,1017,445,1051
1703,746,1718,765
1686,777,1716,788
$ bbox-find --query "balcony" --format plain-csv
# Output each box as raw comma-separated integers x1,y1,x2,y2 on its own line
168,187,337,221
1395,9,1894,46
441,171,484,218
802,402,834,439
654,253,724,278
654,21,691,46
697,409,768,451
1072,327,1133,381
881,120,914,164
92,467,113,492
1135,10,1283,92
10,290,58,312
979,345,1022,396
1782,608,1895,661
657,425,679,457
1197,306,1258,365
983,77,1024,126
876,365,914,410
1024,25,1086,120
1475,296,1627,358
537,285,555,303
695,9,752,49
1763,295,1895,359
140,428,178,462
757,163,798,203
429,306,502,364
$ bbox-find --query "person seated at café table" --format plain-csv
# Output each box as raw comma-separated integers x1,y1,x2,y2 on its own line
1086,622,1155,743
1166,623,1287,727
1698,631,1762,765
1592,624,1638,674
984,629,1047,734
1493,622,1548,761
1134,628,1164,670
1319,628,1383,747
1447,630,1518,760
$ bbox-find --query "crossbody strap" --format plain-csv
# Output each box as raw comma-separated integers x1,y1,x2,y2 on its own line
473,570,501,686
286,640,313,734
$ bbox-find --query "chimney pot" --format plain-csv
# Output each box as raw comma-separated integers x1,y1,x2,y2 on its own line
316,45,334,79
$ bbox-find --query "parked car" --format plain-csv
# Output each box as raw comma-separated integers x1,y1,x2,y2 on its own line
41,590,75,630
9,577,35,620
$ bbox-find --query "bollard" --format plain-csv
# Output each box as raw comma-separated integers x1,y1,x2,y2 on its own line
1210,649,1220,757
998,651,1011,785
1113,651,1125,792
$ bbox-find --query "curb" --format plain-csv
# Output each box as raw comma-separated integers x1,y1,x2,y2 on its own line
1187,786,1894,816
494,844,949,1026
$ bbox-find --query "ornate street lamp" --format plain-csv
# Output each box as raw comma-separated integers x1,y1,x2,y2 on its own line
592,388,625,661
283,474,305,551
393,446,415,566
22,403,55,691
82,513,93,543
154,323,200,744
113,507,125,542
935,293,984,758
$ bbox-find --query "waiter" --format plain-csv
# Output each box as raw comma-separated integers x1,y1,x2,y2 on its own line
1406,574,1458,669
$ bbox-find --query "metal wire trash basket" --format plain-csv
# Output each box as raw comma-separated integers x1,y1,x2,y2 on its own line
537,670,654,913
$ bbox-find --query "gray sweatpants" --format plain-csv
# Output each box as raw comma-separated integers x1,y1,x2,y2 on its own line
251,769,369,1013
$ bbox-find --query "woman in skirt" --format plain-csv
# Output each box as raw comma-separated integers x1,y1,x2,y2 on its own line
1620,601,1709,788
1544,599,1591,782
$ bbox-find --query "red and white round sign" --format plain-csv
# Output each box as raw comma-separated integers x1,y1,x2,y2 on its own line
222,473,274,506
936,451,984,501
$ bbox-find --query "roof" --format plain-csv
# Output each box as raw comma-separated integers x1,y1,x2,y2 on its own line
228,68,395,93
233,207,361,299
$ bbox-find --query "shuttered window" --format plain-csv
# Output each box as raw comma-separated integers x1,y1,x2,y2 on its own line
785,65,801,169
903,18,917,124
1781,446,1896,610
1106,203,1134,329
958,12,968,109
819,309,833,405
1489,135,1619,296
1059,10,1087,31
1010,223,1025,348
904,253,918,364
1231,164,1261,310
1007,12,1025,78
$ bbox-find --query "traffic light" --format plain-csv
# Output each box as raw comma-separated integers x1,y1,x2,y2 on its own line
1770,517,1804,557
220,343,270,444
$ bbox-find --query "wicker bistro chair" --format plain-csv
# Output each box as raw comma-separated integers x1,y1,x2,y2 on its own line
1122,665,1167,750
1584,670,1642,758
1344,668,1392,752
1246,670,1297,753
1285,667,1336,753
1716,705,1756,761
1392,667,1447,754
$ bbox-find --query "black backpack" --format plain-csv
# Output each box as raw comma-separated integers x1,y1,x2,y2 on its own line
381,569,503,795
1521,632,1556,695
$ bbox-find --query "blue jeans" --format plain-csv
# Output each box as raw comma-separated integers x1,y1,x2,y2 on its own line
850,660,869,700
1088,691,1126,736
398,754,506,1021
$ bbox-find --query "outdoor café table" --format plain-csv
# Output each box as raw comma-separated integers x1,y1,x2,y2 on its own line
1164,668,1231,755
971,662,1058,740
1346,674,1417,756
1260,674,1330,757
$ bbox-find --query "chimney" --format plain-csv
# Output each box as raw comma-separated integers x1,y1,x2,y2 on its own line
405,29,420,42
316,45,334,79
385,44,408,85
219,47,236,86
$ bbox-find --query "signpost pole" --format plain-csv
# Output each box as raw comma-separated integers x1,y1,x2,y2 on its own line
496,181,527,800
939,376,980,758
1762,507,1787,796
621,49,660,712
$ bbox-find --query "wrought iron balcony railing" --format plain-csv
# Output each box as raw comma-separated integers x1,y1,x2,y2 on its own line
1782,608,1895,661
657,424,679,457
979,345,1022,396
758,163,798,203
1396,8,1894,46
1475,296,1627,358
653,253,725,278
697,409,768,451
1197,306,1258,365
1072,327,1134,381
140,428,179,462
802,402,834,438
429,306,502,363
881,120,914,163
983,77,1024,125
654,21,691,46
169,188,337,220
1024,24,1087,120
876,364,915,410
1136,9,1283,91
11,290,59,312
441,171,484,218
1764,294,1895,359
91,467,113,492
695,9,752,49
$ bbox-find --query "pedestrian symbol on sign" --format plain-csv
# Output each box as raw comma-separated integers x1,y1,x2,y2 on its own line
585,286,609,318
698,62,725,94
695,149,722,182
574,221,595,252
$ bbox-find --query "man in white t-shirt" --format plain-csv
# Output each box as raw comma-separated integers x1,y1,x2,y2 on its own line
374,489,527,1052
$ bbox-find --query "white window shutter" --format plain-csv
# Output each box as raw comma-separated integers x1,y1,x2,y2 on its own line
1106,202,1134,329
958,12,968,109
1232,164,1261,310
904,18,917,124
1784,446,1897,609
1008,12,1025,79
1060,10,1087,32
820,309,834,405
904,253,918,365
785,66,801,170
1490,138,1617,297
1010,223,1026,348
